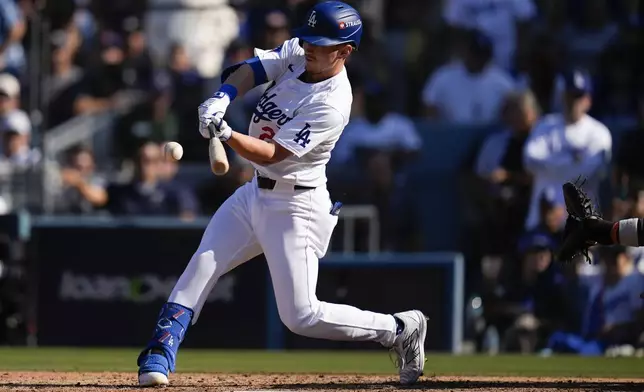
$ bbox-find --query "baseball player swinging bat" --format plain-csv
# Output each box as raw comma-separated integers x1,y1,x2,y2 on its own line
137,1,427,388
207,122,229,175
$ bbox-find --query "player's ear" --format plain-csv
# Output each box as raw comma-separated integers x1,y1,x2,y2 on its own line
338,44,353,60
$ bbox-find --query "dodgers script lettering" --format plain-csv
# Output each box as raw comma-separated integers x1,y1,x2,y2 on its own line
252,91,294,127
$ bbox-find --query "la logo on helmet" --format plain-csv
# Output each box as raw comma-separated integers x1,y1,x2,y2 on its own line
308,11,317,27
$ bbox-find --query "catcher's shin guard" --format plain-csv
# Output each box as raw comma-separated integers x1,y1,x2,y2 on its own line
137,302,193,374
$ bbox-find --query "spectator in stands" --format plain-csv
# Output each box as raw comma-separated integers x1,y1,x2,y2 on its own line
122,24,154,91
560,0,619,75
105,142,198,219
441,0,537,71
90,0,146,36
158,143,179,184
142,0,240,78
74,30,127,116
41,0,76,32
613,94,644,220
0,110,39,169
545,246,644,356
523,69,612,230
219,39,256,134
0,72,20,119
474,90,538,253
55,145,108,214
494,233,569,353
332,81,422,167
156,141,199,217
330,80,422,251
522,187,566,249
167,44,207,162
593,40,640,122
259,10,290,50
43,30,85,129
70,0,97,54
0,0,26,77
197,154,254,217
421,30,515,124
515,33,565,114
111,67,174,164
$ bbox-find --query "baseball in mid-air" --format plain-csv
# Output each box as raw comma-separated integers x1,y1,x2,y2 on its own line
164,141,183,161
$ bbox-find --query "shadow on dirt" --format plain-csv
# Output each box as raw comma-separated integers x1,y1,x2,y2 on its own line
0,383,137,389
270,379,644,391
0,379,642,391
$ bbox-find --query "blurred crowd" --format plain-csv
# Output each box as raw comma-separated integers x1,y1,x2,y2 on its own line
0,0,642,353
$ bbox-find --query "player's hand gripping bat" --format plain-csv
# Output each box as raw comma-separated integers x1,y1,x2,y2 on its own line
207,122,230,175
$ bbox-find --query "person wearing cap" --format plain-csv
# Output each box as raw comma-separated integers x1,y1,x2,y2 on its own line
421,29,515,124
0,72,20,118
474,89,540,253
543,246,644,356
523,187,566,249
0,110,40,169
523,69,612,230
486,232,569,353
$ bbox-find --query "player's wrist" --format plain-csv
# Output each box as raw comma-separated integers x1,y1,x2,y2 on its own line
216,84,238,101
219,128,232,142
216,121,232,142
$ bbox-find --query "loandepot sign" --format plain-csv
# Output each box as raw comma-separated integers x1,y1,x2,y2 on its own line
58,271,235,304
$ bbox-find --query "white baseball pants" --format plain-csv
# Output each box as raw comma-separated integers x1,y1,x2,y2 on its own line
168,176,398,347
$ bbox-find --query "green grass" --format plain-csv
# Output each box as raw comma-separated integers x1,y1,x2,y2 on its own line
0,348,641,378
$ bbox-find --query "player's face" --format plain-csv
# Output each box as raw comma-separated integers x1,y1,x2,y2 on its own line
524,249,552,276
303,42,352,75
562,91,591,120
504,101,535,132
73,151,95,176
137,143,162,181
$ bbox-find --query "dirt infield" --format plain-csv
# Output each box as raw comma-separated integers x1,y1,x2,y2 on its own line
0,372,643,391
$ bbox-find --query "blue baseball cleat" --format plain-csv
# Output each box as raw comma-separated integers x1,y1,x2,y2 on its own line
137,302,193,386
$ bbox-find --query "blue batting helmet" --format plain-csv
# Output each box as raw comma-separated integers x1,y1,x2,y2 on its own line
293,1,363,49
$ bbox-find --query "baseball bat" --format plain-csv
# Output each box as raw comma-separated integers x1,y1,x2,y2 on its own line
207,122,230,175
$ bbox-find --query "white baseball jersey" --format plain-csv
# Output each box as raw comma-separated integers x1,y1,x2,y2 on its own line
523,113,612,229
247,38,352,187
166,38,399,346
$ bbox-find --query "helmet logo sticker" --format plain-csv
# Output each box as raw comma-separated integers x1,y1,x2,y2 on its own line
308,11,317,27
338,19,362,29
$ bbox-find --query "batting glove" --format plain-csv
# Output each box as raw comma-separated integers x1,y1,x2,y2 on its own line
198,91,231,139
209,112,232,142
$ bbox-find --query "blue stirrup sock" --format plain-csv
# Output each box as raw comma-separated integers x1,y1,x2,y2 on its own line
137,302,194,373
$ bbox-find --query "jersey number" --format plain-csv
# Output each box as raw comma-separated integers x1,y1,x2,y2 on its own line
259,126,275,141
